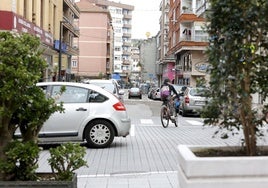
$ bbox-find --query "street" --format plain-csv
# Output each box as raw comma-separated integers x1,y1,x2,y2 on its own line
37,94,244,188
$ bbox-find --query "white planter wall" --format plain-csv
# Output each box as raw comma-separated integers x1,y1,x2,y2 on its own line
177,145,268,188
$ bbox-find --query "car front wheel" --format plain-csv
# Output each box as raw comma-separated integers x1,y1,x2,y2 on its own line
85,120,115,148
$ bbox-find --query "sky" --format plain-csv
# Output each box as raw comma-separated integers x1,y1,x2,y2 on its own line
113,0,162,39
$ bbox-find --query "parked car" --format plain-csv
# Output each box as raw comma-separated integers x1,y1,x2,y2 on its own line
148,87,158,99
152,87,161,100
86,79,125,103
128,87,142,99
179,87,208,116
15,82,131,148
172,84,187,94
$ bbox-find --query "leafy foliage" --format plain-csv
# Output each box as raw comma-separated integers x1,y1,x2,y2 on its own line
0,32,63,180
202,0,268,155
0,140,40,181
48,143,88,181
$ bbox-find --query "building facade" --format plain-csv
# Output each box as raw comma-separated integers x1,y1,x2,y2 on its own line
88,0,134,82
75,0,113,80
0,0,79,82
167,0,209,87
157,0,176,85
139,37,158,85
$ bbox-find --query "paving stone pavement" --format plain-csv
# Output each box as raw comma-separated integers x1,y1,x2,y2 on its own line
37,114,249,188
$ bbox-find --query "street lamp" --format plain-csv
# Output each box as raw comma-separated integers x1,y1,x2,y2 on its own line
58,21,66,81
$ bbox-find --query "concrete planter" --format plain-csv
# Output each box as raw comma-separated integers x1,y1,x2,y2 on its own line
177,145,268,188
0,173,77,188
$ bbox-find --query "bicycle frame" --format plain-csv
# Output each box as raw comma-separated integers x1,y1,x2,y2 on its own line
160,95,178,128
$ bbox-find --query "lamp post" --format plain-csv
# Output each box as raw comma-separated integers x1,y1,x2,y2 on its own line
58,21,66,81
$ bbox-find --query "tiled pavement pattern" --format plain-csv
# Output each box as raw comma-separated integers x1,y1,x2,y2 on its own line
37,100,268,188
37,118,245,187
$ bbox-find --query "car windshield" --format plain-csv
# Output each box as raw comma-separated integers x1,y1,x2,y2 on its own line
131,88,139,92
190,88,207,97
90,82,115,93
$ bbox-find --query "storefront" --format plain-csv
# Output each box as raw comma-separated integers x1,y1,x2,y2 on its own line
0,10,56,81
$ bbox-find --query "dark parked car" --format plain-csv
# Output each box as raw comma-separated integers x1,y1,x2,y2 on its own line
128,87,142,99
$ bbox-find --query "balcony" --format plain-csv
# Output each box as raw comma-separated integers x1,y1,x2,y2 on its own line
123,33,131,38
196,0,211,17
123,41,131,47
64,0,80,18
123,60,131,65
123,50,131,56
67,45,79,56
62,17,80,37
123,14,132,20
123,23,132,29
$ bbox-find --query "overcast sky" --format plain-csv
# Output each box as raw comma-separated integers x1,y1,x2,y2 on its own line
114,0,162,39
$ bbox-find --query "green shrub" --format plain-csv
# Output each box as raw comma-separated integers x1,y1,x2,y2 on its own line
0,140,40,181
48,143,88,181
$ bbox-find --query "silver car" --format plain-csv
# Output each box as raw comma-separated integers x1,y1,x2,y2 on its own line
16,82,131,148
179,87,208,116
86,79,125,103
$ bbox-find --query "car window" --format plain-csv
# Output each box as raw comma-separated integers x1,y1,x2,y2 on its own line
51,86,88,103
90,82,116,94
190,88,206,97
88,89,108,103
131,88,139,92
39,85,51,98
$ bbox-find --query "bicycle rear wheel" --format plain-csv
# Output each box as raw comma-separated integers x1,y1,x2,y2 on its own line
160,106,169,128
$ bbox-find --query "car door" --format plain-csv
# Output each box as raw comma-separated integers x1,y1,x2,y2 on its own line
42,85,90,139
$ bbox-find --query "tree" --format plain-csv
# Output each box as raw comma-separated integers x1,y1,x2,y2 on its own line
0,32,62,180
202,0,268,156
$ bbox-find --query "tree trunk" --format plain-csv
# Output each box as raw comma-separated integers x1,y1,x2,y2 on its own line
0,117,13,180
240,67,257,156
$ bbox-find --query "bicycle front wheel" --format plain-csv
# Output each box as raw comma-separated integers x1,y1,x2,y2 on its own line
160,106,169,128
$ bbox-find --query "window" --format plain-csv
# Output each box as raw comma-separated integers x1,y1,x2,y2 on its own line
115,56,121,61
115,37,122,42
72,60,77,67
51,86,88,103
116,8,122,14
88,90,108,103
115,46,121,51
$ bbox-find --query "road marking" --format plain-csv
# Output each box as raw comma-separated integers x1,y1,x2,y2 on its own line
130,124,135,136
185,120,203,126
140,119,153,124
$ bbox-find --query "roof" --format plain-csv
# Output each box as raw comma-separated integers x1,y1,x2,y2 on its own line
76,0,109,13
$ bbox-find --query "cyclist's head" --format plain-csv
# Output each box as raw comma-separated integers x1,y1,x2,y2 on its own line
163,78,170,84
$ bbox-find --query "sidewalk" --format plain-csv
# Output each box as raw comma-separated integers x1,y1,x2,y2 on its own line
78,171,178,188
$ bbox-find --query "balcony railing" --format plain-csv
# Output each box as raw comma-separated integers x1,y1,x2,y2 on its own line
180,35,208,42
196,0,211,17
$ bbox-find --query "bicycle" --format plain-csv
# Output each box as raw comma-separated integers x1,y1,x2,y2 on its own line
160,95,178,128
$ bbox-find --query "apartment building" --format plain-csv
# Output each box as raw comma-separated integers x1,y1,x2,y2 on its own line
139,37,157,85
164,0,209,87
157,0,177,85
87,0,134,83
75,0,113,79
58,0,80,81
0,0,79,82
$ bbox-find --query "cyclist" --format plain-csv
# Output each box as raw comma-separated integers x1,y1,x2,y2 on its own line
160,78,179,119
